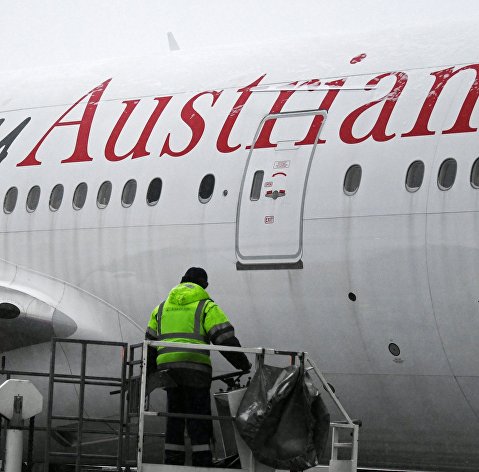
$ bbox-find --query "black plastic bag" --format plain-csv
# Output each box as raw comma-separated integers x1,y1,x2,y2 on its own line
235,361,330,470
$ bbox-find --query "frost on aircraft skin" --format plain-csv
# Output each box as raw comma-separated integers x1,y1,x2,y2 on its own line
4,63,479,168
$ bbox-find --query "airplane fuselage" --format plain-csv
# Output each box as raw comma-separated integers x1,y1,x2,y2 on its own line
1,25,479,470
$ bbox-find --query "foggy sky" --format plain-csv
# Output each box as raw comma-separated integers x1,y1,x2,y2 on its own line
1,0,478,71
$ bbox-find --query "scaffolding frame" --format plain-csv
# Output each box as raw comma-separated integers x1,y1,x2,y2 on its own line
43,338,128,472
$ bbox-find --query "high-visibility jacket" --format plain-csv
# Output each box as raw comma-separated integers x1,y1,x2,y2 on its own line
147,282,237,375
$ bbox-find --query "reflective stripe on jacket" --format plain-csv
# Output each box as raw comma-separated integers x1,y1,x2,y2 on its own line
147,282,236,373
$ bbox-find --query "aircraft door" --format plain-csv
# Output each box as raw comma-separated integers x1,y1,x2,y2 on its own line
236,110,327,269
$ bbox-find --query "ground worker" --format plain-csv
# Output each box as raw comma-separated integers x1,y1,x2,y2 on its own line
146,267,251,467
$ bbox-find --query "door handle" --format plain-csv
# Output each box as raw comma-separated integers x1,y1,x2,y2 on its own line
265,189,286,200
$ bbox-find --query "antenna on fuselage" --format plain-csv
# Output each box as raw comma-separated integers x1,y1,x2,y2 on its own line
167,32,180,51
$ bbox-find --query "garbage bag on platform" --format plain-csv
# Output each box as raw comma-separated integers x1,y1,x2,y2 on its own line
235,362,330,471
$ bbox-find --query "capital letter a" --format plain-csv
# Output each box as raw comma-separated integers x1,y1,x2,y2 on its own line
17,78,112,167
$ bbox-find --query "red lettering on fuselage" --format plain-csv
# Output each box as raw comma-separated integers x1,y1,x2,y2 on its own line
17,79,112,167
247,85,299,150
217,75,265,153
340,72,408,144
105,96,172,161
160,91,222,157
402,65,479,137
248,79,347,149
105,99,141,161
295,79,346,145
14,63,479,167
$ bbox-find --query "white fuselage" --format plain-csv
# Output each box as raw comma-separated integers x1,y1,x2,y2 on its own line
1,22,479,470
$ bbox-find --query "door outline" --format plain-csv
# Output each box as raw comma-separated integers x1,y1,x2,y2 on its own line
235,109,328,267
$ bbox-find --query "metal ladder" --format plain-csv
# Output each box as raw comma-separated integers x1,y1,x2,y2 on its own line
329,422,360,472
135,341,360,472
306,357,360,472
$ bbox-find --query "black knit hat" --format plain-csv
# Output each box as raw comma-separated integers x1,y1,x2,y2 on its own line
181,267,208,289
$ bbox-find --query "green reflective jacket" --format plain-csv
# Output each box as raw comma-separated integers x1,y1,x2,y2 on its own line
147,282,236,374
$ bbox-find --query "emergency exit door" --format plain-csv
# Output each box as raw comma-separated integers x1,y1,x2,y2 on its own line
236,110,327,269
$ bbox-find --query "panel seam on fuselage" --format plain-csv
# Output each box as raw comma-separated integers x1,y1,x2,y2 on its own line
1,210,479,235
423,82,479,424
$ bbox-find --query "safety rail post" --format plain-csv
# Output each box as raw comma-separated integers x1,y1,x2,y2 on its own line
26,417,35,472
118,343,128,470
75,343,87,472
125,342,142,469
0,355,12,472
136,341,148,472
0,356,5,472
136,341,359,472
124,342,143,468
352,422,359,468
43,338,57,472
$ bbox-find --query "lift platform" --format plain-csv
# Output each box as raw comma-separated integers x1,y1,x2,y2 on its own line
0,339,360,472
132,341,360,472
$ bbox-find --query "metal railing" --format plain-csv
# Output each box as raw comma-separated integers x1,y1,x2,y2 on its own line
1,340,360,471
136,341,360,472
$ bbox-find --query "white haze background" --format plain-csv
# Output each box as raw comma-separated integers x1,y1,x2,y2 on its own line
1,0,478,71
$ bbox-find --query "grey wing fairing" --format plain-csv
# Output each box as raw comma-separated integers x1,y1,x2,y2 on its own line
0,288,76,351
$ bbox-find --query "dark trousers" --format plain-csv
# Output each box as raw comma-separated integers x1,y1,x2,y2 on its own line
165,386,213,466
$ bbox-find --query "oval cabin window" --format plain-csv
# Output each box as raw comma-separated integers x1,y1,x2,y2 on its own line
343,165,362,196
198,174,215,204
49,184,64,211
405,160,425,192
97,181,112,209
4,187,18,214
73,182,88,210
437,158,457,191
147,178,162,206
26,186,41,212
470,158,479,189
122,179,137,208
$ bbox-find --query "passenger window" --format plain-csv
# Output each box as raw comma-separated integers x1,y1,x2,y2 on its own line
97,181,112,209
4,187,18,214
405,160,425,192
343,165,362,195
26,186,41,212
147,178,162,206
471,158,479,189
122,179,137,208
73,182,88,210
437,158,457,191
250,171,264,201
198,174,215,203
49,184,64,211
